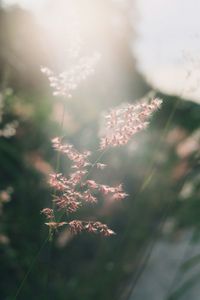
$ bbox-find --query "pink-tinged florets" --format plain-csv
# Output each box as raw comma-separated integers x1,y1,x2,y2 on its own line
85,223,97,233
90,222,116,236
100,98,162,149
49,173,69,191
41,53,100,99
86,180,99,189
82,190,97,203
96,163,107,169
53,194,81,213
41,208,54,219
45,222,67,229
43,137,129,237
68,220,84,234
110,192,129,201
52,138,90,169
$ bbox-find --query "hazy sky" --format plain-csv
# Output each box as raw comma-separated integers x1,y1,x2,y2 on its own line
2,0,47,11
3,0,200,103
135,0,200,103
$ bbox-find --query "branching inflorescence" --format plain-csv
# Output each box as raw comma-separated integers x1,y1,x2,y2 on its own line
100,98,162,149
41,53,100,99
41,137,128,236
41,96,162,237
41,26,162,237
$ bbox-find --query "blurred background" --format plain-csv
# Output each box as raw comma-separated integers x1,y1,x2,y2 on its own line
0,0,200,299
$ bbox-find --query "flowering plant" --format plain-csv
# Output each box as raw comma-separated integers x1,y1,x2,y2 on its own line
41,33,162,237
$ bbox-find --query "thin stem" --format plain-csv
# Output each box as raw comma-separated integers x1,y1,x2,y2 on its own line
50,101,66,230
55,101,67,174
13,101,67,299
86,148,109,179
12,237,49,300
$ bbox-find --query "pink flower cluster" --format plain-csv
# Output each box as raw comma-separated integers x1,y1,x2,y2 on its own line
45,220,115,236
100,98,162,149
41,31,163,238
41,53,100,98
41,138,128,236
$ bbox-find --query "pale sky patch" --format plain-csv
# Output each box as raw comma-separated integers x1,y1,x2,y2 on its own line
135,0,200,103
